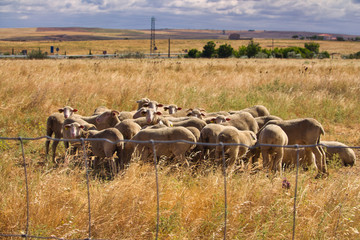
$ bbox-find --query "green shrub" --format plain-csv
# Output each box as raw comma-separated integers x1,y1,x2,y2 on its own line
27,49,48,59
217,44,234,58
187,49,200,58
202,41,216,58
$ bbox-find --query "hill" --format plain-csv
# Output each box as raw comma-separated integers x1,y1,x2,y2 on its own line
0,27,359,41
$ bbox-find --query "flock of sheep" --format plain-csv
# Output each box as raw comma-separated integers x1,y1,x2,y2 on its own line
45,98,356,178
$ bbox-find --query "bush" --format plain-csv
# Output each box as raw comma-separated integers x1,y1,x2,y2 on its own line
218,44,234,58
202,41,216,58
305,42,320,54
187,49,200,58
317,51,330,59
246,40,261,58
27,49,48,59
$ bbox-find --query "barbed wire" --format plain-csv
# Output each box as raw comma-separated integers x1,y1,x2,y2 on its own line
0,135,353,240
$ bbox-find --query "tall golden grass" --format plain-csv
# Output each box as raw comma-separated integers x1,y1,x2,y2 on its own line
1,58,360,239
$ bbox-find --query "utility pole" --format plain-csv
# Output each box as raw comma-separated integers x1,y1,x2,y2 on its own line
168,38,170,58
150,17,156,56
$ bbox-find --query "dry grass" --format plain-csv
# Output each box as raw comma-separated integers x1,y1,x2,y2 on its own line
1,58,360,239
1,36,360,56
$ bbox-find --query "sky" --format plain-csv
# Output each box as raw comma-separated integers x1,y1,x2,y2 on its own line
1,0,360,35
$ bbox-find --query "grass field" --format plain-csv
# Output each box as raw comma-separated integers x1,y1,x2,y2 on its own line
1,57,360,239
1,27,360,56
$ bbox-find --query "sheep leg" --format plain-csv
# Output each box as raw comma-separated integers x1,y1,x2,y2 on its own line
45,127,53,160
272,149,283,175
261,148,270,170
309,146,328,177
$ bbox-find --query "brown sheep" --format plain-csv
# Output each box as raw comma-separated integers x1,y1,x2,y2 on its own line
258,124,288,173
45,106,78,162
321,141,356,166
259,118,327,178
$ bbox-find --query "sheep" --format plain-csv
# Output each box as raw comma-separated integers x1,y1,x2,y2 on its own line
206,115,231,124
255,115,283,129
282,147,315,170
142,100,164,111
259,118,327,178
171,117,207,132
92,106,110,115
114,119,142,140
199,124,229,160
45,106,78,162
321,141,356,166
136,98,151,110
221,112,259,133
163,104,182,115
80,110,120,130
131,108,172,128
62,117,97,156
63,122,125,175
125,126,197,166
215,127,257,170
229,105,270,118
186,108,206,119
258,124,288,173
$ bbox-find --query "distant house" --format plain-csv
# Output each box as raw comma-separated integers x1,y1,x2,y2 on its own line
318,34,332,40
229,33,240,40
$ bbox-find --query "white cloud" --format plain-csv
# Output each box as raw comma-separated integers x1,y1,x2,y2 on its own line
0,0,359,34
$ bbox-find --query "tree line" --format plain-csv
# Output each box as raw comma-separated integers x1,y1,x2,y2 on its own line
185,40,331,59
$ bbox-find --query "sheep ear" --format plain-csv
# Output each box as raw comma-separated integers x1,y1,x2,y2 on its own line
157,104,164,107
199,108,206,112
226,118,231,121
80,125,85,129
177,107,182,110
201,113,206,116
156,111,162,115
186,113,192,116
64,124,70,130
210,118,216,123
164,107,169,110
186,108,193,112
73,109,78,112
143,103,149,107
112,110,120,116
58,108,64,113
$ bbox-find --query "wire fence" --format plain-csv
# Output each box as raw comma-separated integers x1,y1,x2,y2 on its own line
0,135,357,240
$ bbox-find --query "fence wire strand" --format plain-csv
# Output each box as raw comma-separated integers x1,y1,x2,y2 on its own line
1,135,355,240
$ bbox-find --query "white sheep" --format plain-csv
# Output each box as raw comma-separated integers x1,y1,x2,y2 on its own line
163,104,182,115
221,112,259,133
45,106,78,162
321,141,356,166
255,115,283,129
125,126,197,166
259,118,327,178
114,119,142,140
229,105,270,118
215,127,257,170
63,122,125,174
258,124,288,173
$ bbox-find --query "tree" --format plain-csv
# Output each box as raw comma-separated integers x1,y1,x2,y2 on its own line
187,49,200,58
218,44,234,58
246,40,261,58
202,41,216,58
305,42,320,54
